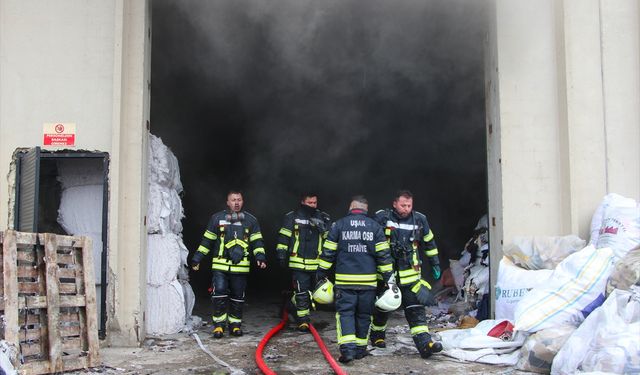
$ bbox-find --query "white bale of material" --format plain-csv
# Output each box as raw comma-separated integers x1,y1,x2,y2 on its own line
551,287,640,375
147,184,184,235
595,203,640,262
145,281,186,336
495,257,553,321
504,235,586,270
148,134,183,193
147,234,182,287
179,279,196,320
57,184,103,284
589,193,637,246
514,245,614,333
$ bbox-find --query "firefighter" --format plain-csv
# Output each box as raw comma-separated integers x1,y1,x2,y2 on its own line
191,190,267,338
315,196,394,363
369,190,443,358
276,193,331,332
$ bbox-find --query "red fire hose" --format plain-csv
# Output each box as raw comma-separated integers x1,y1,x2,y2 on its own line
255,308,347,375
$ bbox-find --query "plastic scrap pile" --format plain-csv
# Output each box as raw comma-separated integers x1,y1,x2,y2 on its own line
437,193,640,373
146,134,199,335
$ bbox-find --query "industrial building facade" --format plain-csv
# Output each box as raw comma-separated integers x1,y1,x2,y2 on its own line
1,0,639,346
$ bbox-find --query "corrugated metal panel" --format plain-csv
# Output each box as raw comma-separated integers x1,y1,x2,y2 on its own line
17,147,41,232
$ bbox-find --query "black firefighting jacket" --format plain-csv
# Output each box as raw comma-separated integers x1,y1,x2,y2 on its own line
276,205,331,272
374,209,440,286
192,210,265,274
318,209,393,289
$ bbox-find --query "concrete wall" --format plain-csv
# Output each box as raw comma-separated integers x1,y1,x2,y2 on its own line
0,0,150,346
488,0,640,311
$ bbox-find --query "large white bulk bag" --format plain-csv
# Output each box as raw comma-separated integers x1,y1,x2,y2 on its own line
514,245,614,333
503,235,585,270
147,234,181,287
495,257,553,321
589,193,637,245
551,287,640,375
147,184,184,235
145,281,186,335
595,203,640,261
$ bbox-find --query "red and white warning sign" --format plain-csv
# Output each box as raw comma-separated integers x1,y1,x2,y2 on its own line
43,123,76,147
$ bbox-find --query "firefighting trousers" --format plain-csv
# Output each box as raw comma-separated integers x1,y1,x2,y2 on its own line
211,271,247,327
335,288,375,354
292,270,315,323
371,283,430,337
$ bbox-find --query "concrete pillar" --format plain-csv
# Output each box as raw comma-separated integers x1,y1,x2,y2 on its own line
107,0,150,346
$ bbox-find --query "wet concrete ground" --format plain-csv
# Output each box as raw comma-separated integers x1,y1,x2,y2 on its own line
68,294,532,375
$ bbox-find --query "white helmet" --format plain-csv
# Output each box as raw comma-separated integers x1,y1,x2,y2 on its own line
375,283,402,312
312,279,334,304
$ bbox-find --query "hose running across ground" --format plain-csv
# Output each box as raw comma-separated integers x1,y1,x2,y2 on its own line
255,308,347,375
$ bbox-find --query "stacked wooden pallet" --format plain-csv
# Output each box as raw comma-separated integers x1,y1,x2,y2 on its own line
1,230,100,374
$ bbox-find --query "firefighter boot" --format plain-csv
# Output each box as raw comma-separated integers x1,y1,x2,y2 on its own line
297,322,310,332
212,325,224,339
338,344,356,364
229,323,243,337
370,330,386,348
355,345,369,360
413,333,443,359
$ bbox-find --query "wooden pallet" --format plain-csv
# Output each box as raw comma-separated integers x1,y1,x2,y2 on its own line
0,230,100,374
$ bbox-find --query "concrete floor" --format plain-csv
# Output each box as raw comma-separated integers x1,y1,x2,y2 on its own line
67,294,533,375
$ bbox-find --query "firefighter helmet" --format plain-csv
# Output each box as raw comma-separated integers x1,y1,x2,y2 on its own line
375,283,402,312
312,278,334,304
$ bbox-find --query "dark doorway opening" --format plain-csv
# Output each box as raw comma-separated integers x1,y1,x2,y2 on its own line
150,1,488,303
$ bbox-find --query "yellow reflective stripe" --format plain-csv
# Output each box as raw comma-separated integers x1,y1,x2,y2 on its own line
400,274,421,285
375,242,390,252
336,280,377,287
197,245,210,255
399,269,420,277
276,243,288,251
204,230,217,240
410,326,430,335
336,274,377,282
356,338,368,346
338,334,356,345
423,230,434,242
250,232,263,242
384,228,391,236
225,239,249,249
412,251,419,265
425,248,439,257
371,323,386,331
253,247,265,255
323,240,338,250
318,259,333,269
377,264,393,273
279,228,292,237
213,258,250,266
297,309,310,317
228,316,242,323
229,266,250,273
212,313,227,323
411,279,433,293
289,255,319,264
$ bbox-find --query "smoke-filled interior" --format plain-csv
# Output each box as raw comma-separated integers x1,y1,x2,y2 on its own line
150,0,488,297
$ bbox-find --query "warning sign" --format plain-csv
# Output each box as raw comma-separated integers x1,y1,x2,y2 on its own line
43,123,76,147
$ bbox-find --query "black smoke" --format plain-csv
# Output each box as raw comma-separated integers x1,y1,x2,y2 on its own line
150,0,488,295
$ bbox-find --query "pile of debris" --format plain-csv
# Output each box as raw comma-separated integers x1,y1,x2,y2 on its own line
435,193,640,374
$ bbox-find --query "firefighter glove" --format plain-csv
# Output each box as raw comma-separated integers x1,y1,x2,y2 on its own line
412,280,435,306
229,247,245,264
191,262,200,271
431,264,441,280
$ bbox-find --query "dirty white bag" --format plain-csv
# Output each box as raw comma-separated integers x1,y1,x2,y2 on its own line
607,245,640,295
589,193,637,246
503,235,586,270
516,324,576,373
495,257,553,321
147,184,184,235
148,134,183,193
514,245,614,333
551,287,640,375
595,203,640,261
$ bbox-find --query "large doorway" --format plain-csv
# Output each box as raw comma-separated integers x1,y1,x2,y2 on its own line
150,0,488,302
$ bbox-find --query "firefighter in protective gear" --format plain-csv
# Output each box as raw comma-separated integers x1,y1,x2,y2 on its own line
369,190,443,358
191,191,267,338
276,193,331,332
316,196,394,363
